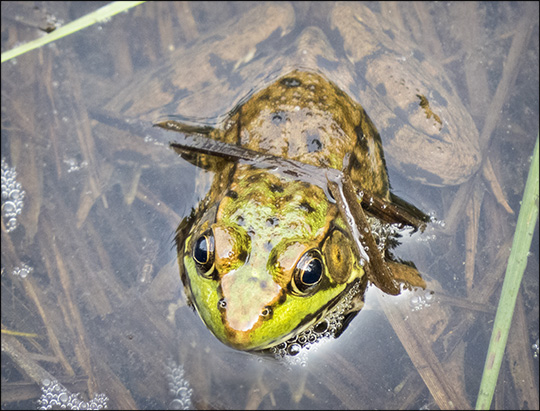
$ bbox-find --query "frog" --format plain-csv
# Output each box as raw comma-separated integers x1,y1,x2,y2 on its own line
99,2,482,353
164,69,429,353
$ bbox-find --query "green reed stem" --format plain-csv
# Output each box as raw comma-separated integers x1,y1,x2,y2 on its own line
476,133,539,410
1,1,146,63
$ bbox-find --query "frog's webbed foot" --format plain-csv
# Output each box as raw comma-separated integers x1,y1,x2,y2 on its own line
386,261,426,291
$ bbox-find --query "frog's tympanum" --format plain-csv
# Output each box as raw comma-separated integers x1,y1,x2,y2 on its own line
163,70,429,354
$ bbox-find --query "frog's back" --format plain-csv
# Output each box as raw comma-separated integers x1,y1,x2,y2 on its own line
228,70,390,199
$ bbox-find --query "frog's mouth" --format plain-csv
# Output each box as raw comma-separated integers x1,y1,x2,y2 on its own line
254,277,367,353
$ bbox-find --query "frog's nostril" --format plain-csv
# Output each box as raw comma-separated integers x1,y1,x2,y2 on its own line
280,77,301,88
261,306,273,318
271,113,284,124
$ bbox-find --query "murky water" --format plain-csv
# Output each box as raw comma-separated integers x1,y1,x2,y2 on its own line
1,2,538,410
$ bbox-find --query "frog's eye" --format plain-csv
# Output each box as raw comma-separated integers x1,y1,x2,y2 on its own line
291,249,324,295
192,230,215,277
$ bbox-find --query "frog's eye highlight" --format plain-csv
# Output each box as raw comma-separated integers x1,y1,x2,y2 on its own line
292,249,324,295
192,230,215,277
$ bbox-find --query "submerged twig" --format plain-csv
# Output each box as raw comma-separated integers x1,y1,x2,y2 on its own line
378,292,472,410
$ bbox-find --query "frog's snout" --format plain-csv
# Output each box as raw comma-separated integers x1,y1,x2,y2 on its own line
219,271,281,332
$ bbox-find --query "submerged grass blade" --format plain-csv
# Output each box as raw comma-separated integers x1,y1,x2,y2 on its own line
1,1,146,63
475,134,539,410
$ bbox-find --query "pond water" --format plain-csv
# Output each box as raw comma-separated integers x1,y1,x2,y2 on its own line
1,2,538,410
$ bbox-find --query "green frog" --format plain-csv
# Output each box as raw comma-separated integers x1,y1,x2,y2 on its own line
105,3,482,353
163,69,432,353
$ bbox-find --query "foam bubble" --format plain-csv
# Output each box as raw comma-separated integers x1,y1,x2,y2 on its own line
1,158,25,232
37,379,108,410
165,360,193,410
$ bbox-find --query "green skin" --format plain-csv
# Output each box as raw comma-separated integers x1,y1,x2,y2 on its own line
179,70,391,351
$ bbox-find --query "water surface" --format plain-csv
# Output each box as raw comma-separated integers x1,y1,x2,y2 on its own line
1,2,538,409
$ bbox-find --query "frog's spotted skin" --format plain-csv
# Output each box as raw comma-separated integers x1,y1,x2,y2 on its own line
235,72,391,199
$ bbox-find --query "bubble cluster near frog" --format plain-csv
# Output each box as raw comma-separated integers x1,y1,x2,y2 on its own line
168,70,429,354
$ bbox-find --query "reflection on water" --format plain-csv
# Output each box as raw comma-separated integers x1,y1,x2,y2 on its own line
1,1,538,410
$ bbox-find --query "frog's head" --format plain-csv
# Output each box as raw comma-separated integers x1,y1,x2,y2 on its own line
178,168,365,351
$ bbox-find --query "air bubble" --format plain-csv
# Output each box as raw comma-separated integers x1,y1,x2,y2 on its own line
176,387,188,397
270,280,364,360
169,399,185,410
2,201,15,213
288,343,301,356
314,321,328,334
